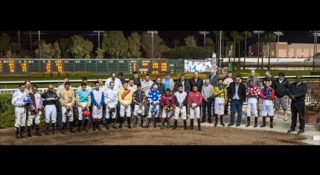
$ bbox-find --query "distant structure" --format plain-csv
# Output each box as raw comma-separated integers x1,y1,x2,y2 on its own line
249,42,320,58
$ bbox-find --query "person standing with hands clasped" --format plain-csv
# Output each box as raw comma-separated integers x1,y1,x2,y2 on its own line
26,84,43,137
188,85,203,131
173,84,188,129
287,75,308,134
90,81,105,131
41,84,59,135
12,83,29,138
259,80,275,128
76,82,91,132
245,79,260,127
213,77,228,127
227,76,246,127
59,81,76,134
118,81,133,129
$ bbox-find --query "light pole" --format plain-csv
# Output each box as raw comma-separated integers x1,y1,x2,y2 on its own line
147,31,158,58
310,31,320,71
38,31,41,58
18,31,21,58
94,31,104,50
254,31,264,68
274,31,283,58
199,31,209,48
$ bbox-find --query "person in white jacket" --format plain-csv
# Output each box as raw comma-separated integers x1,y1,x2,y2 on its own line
104,81,118,129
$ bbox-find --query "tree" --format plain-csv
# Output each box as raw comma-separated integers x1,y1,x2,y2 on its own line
242,31,252,69
28,31,34,58
260,34,276,69
141,31,169,58
34,42,54,58
230,31,240,61
0,33,10,58
236,34,244,62
101,31,128,58
212,31,220,54
33,40,45,58
221,31,228,58
59,38,72,58
162,46,210,59
95,48,105,58
204,37,215,56
8,42,21,58
127,31,142,58
52,41,61,58
225,40,233,62
184,36,197,47
68,35,94,58
172,39,180,49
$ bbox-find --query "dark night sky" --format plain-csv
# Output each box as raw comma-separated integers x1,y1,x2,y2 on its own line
0,30,315,52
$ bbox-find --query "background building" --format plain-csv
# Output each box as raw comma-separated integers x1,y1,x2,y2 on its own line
249,42,320,58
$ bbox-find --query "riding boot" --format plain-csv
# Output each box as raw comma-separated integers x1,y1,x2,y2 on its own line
92,119,97,131
270,116,273,128
144,118,150,128
111,118,117,129
220,115,225,126
153,118,157,128
27,126,32,137
160,118,165,129
260,117,266,127
119,117,123,129
20,126,25,138
183,119,187,129
173,119,178,129
246,117,250,127
127,117,132,129
31,119,35,129
166,117,170,128
133,117,137,128
70,123,76,133
35,125,42,136
197,118,201,131
140,116,144,127
189,119,194,130
15,127,20,139
214,116,218,127
52,123,56,134
254,117,258,128
106,118,110,130
61,122,66,133
97,120,102,130
78,120,82,132
83,120,88,132
46,123,50,135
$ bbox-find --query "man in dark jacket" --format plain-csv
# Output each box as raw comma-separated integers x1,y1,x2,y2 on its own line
118,72,127,85
189,71,203,93
273,72,290,121
207,69,218,119
287,75,308,134
227,76,246,127
132,71,141,86
174,73,191,94
262,70,276,88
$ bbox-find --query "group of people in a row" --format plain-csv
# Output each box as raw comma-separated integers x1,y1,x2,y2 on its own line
11,69,308,138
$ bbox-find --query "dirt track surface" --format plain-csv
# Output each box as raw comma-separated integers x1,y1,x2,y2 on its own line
0,126,310,145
